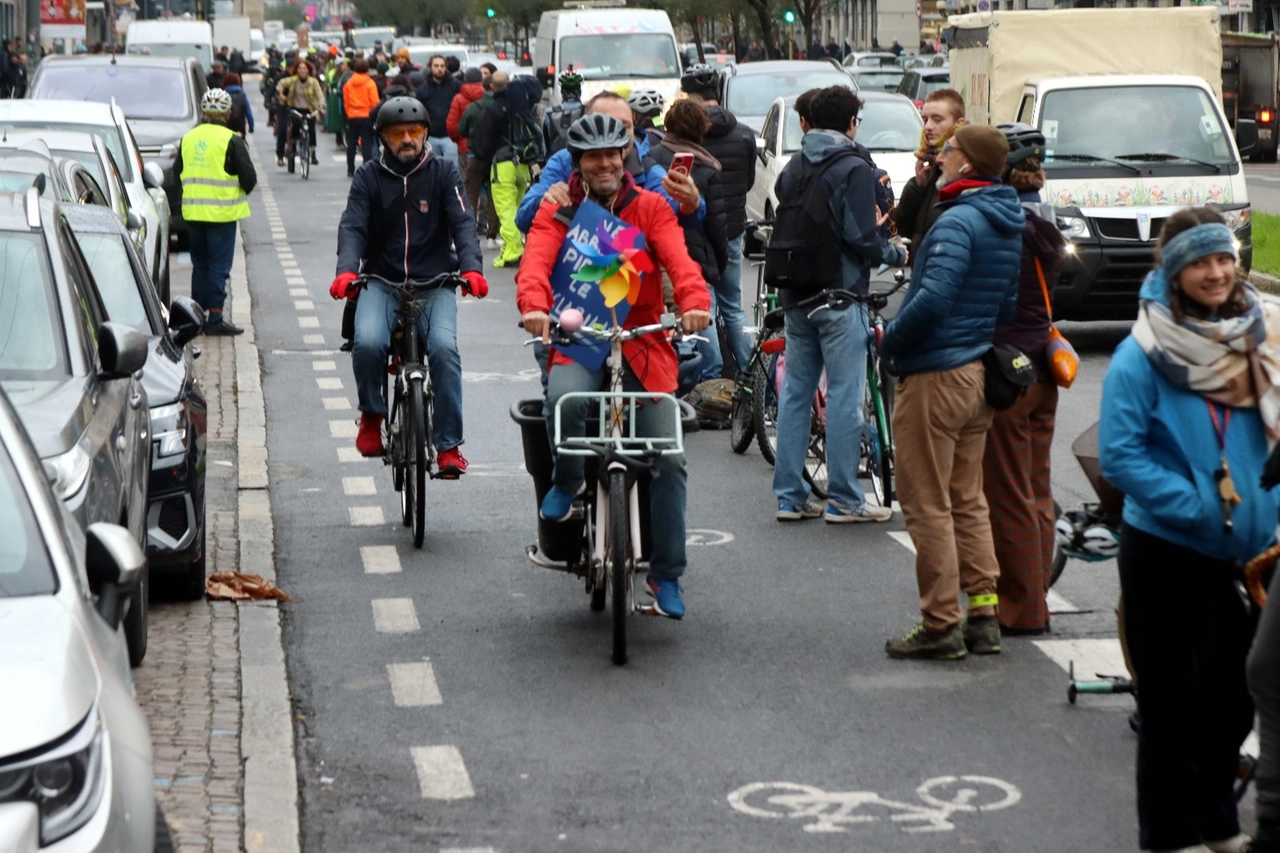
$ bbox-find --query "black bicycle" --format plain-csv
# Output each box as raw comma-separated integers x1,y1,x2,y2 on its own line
354,272,464,548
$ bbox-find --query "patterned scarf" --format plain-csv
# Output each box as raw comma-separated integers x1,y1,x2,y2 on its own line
1133,269,1280,439
913,118,967,161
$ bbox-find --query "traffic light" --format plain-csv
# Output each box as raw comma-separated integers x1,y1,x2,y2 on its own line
486,6,495,16
783,9,796,23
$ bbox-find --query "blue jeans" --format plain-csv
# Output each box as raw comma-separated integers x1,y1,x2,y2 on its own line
351,285,463,451
430,135,459,174
696,235,753,379
544,360,688,580
772,302,869,508
187,220,238,314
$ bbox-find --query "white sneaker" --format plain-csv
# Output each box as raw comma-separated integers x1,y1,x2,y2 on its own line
485,238,500,250
1206,836,1252,853
825,502,893,523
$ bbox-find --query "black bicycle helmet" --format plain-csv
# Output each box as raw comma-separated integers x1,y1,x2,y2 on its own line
681,62,720,93
998,122,1047,168
566,113,631,158
376,96,430,132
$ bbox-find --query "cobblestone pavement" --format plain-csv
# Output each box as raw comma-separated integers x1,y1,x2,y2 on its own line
133,257,245,853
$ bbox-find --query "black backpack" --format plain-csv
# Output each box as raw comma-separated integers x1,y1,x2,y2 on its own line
545,102,584,156
508,106,546,167
763,154,845,290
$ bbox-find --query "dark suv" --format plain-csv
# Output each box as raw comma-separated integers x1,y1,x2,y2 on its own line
0,188,152,665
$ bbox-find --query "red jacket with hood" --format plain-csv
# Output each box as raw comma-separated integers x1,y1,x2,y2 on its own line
447,82,485,154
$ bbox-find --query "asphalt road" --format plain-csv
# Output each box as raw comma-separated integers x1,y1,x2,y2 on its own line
1248,164,1280,215
242,130,1260,852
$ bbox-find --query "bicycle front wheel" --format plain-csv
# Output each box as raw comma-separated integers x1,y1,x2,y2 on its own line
300,139,310,179
753,352,780,465
729,368,755,453
861,379,892,507
409,377,427,548
803,411,828,499
609,470,629,666
287,141,296,174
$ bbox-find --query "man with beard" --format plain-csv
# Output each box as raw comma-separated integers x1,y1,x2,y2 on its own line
415,55,462,172
515,114,712,620
329,97,489,478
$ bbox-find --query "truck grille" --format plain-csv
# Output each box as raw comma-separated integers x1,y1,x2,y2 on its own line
1090,218,1166,242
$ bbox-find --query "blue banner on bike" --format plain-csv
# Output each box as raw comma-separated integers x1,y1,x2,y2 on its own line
549,199,646,371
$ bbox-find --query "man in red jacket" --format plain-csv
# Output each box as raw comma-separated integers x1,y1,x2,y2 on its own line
517,114,711,619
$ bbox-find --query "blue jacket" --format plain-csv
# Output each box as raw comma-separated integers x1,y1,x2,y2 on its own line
515,132,704,233
1100,277,1280,563
336,148,482,282
881,181,1024,376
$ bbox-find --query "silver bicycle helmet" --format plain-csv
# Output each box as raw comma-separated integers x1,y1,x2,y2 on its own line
566,114,631,158
375,96,430,132
201,88,233,115
626,88,665,118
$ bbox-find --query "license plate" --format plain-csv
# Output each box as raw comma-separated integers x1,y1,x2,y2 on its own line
1261,128,1273,140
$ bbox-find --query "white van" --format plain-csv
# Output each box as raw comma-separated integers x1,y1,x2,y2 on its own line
126,20,213,71
534,6,681,108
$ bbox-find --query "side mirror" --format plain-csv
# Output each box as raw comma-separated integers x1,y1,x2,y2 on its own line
756,136,767,163
142,161,165,190
85,522,144,628
1237,118,1259,158
168,295,205,346
99,321,148,378
126,207,144,231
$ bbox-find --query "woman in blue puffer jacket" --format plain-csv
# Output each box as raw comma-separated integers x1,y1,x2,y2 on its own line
1100,206,1280,853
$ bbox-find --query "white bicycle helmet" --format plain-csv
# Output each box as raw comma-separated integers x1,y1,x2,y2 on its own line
626,88,665,118
1080,524,1120,560
566,114,631,159
201,88,233,116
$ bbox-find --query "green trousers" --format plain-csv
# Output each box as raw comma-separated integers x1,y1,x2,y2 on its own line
490,160,530,267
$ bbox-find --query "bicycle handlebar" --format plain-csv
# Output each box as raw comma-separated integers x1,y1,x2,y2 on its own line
357,272,467,291
522,313,706,348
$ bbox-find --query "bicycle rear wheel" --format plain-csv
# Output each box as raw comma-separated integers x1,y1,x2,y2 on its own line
1049,500,1067,587
300,136,310,179
753,352,780,465
609,470,629,666
389,376,405,496
409,377,427,548
802,410,828,499
287,140,296,174
729,367,755,453
860,380,892,507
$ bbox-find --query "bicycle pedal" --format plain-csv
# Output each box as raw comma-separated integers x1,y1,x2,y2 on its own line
568,501,585,520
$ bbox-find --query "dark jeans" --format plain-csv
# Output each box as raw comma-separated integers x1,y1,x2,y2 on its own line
1250,562,1280,825
1119,524,1257,850
345,117,376,172
187,221,238,316
276,111,316,158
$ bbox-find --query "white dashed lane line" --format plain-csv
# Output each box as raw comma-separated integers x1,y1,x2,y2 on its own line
349,506,385,526
336,447,367,463
312,360,336,371
342,476,376,496
372,598,420,633
360,545,401,574
322,397,351,410
387,661,443,706
410,745,476,800
329,419,358,438
316,376,343,389
298,316,320,328
295,299,315,311
303,334,325,345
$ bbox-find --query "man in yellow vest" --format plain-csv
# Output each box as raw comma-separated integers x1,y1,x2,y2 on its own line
173,88,257,335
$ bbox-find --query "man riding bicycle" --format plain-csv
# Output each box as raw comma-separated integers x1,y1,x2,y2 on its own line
330,96,489,477
516,114,711,619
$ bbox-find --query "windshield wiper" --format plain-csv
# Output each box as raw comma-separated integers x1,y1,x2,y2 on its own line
1115,152,1222,174
1047,153,1141,175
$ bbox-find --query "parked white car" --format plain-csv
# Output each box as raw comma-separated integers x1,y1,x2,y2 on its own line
0,385,165,852
746,90,924,242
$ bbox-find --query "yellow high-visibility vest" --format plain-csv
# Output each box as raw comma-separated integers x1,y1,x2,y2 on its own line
180,123,250,223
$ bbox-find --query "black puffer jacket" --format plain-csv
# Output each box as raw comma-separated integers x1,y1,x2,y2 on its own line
701,106,756,240
648,134,728,284
414,74,461,139
992,191,1067,381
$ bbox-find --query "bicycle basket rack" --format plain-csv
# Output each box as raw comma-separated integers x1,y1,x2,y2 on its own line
553,392,685,457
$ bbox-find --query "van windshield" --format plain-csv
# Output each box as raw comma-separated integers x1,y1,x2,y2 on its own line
1041,85,1235,170
559,34,678,79
34,65,193,121
126,42,209,67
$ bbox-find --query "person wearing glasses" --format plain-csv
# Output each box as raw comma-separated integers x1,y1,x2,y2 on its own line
329,97,490,476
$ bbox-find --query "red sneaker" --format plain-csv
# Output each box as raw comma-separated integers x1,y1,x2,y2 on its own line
356,413,384,457
436,446,467,479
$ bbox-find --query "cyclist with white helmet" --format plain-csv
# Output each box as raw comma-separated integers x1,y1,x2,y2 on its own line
171,88,257,335
516,113,711,619
626,87,664,130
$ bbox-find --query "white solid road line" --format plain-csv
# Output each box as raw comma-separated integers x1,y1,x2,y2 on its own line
410,745,476,800
329,419,358,438
387,661,443,706
372,597,420,633
322,397,351,410
349,506,385,526
360,545,401,574
316,376,343,389
343,476,376,496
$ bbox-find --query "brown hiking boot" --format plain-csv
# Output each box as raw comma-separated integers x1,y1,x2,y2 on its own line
963,616,1002,655
885,621,967,660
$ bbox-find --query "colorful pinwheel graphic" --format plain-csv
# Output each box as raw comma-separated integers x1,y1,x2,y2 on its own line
569,222,653,309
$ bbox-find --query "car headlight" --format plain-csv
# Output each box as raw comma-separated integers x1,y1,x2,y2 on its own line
151,401,188,457
1057,215,1090,240
1220,205,1251,231
42,444,92,501
0,710,107,845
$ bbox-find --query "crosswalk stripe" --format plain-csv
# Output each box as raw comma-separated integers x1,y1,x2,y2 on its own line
360,545,401,574
387,661,442,706
410,745,475,800
372,597,419,633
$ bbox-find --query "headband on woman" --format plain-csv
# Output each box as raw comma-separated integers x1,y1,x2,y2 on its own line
1160,223,1238,280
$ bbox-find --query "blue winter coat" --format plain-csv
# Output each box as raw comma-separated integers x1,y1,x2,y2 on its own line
881,182,1024,377
1100,275,1280,563
515,131,704,233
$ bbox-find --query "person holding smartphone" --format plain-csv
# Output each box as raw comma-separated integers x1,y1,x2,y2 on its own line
892,89,966,250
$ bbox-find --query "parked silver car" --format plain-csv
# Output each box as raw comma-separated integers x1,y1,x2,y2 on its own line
0,384,161,852
0,189,152,666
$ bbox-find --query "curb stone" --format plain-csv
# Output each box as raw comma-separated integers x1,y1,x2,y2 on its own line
1249,269,1280,296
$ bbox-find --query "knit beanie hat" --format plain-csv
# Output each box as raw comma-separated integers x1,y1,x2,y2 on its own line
951,125,1009,178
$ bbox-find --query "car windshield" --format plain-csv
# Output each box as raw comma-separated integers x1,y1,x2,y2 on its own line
559,34,679,80
0,155,56,196
729,71,852,118
0,122,133,182
857,98,924,152
919,74,950,96
857,71,904,91
33,65,192,121
0,446,55,599
1040,84,1236,169
76,233,148,334
125,42,207,65
0,233,64,378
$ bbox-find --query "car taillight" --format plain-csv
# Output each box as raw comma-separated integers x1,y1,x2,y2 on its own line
761,337,786,355
1262,108,1274,124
